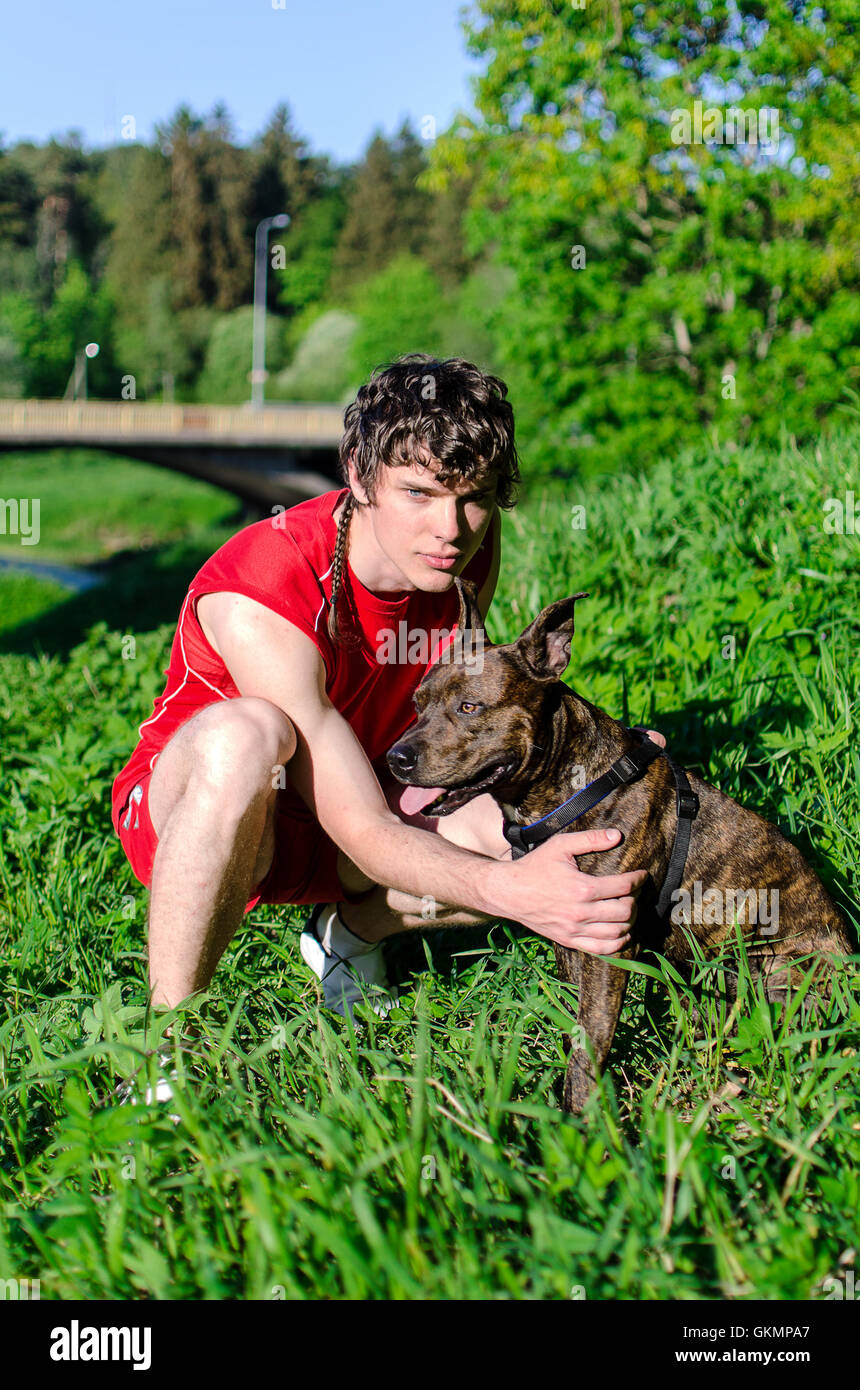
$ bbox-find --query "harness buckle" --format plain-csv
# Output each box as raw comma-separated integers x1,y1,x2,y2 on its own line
503,821,533,858
612,753,642,784
676,788,699,819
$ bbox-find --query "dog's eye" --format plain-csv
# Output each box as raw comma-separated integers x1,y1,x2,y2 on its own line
458,700,483,715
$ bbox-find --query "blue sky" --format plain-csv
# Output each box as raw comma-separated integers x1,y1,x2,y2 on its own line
1,0,485,164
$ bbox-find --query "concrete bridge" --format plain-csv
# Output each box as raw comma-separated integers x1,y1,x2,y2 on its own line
0,400,345,509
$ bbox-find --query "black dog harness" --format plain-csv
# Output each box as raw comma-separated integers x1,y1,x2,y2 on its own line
502,728,699,919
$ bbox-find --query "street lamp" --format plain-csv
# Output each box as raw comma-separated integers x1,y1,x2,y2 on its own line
63,342,100,400
250,213,289,408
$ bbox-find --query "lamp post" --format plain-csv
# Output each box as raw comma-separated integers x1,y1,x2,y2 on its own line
250,213,289,408
63,342,100,400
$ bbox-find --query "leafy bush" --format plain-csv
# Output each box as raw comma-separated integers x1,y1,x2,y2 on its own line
270,307,357,402
196,305,288,405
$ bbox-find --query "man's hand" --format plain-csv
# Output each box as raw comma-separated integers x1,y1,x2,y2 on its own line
490,827,649,954
482,733,666,953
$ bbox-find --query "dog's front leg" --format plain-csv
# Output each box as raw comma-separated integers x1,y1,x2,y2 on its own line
561,942,638,1114
553,944,582,1057
553,942,582,992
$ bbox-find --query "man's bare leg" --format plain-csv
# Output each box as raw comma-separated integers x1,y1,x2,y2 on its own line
143,697,499,1008
146,698,296,1008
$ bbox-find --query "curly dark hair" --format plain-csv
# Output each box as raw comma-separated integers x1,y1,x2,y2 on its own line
328,353,520,645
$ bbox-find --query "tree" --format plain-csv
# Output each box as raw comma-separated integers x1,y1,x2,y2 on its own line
0,147,39,247
0,146,41,314
6,134,106,303
0,259,113,397
426,0,860,476
249,103,320,229
344,253,448,382
100,144,174,383
274,177,349,332
329,121,436,295
197,304,288,404
155,103,252,312
270,308,357,402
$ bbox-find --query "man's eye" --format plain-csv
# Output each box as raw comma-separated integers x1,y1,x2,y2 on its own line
458,701,483,715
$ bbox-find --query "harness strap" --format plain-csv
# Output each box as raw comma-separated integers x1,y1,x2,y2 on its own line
503,732,664,852
655,756,699,918
503,729,699,920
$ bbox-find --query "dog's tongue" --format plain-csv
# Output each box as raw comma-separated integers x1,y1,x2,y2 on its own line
400,785,444,816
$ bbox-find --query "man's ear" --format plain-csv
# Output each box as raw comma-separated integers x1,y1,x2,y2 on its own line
515,592,589,681
346,453,370,505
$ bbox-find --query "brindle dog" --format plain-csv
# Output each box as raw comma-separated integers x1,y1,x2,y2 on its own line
386,577,853,1114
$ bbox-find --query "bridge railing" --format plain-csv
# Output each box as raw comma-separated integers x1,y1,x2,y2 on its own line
0,400,344,444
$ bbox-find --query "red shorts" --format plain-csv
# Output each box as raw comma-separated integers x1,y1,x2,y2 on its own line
113,770,364,911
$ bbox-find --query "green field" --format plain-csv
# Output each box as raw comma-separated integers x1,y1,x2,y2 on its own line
1,438,858,1299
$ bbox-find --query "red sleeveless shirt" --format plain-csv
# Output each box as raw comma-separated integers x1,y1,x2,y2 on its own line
111,488,496,832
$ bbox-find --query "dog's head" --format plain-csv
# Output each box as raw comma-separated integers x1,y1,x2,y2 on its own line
386,577,589,815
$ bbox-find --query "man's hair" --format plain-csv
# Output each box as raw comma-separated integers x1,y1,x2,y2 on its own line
328,352,520,645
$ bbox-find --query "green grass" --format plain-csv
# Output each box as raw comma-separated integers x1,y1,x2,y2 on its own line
0,450,244,654
0,570,69,635
0,433,858,1300
0,449,237,565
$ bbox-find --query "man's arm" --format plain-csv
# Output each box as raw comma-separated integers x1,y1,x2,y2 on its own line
198,591,646,954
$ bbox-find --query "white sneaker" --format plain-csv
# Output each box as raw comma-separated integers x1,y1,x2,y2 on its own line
300,903,397,1020
115,1049,181,1123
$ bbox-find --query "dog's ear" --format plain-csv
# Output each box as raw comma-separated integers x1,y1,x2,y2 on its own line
454,576,487,641
515,592,589,681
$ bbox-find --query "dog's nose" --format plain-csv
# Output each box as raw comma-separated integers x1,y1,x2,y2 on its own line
387,743,417,775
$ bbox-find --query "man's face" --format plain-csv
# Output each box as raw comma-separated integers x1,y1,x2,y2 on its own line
350,457,497,593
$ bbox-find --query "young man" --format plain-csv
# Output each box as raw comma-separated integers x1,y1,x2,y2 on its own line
111,354,660,1029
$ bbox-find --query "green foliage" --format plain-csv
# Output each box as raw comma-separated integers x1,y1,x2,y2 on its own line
0,315,27,397
327,123,436,299
341,251,515,390
427,0,860,477
270,308,358,402
0,146,40,245
0,569,68,634
274,187,349,327
435,259,518,373
110,274,211,400
344,253,449,382
279,252,512,405
0,260,114,398
154,105,252,314
0,426,857,1298
92,105,323,398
